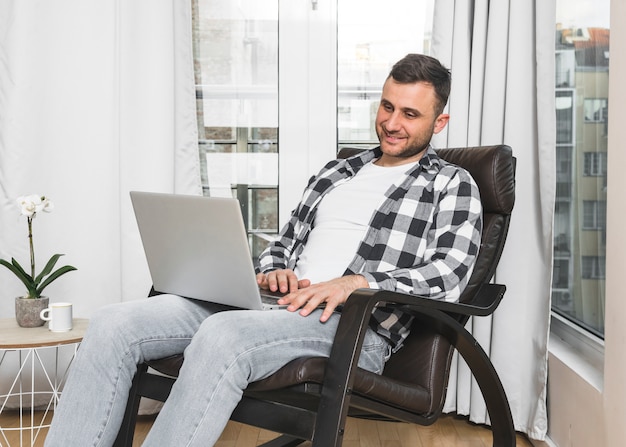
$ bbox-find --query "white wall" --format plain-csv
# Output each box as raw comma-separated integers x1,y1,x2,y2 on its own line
546,0,626,445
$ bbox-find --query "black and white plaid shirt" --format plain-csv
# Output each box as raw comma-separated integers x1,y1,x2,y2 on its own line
257,146,482,351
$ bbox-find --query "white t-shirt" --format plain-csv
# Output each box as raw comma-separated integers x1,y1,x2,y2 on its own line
294,160,417,284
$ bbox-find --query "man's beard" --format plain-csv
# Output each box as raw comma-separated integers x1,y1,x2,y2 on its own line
377,128,433,159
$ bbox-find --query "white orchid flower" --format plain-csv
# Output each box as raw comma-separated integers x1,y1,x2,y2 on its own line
16,194,53,217
17,195,41,217
41,197,54,213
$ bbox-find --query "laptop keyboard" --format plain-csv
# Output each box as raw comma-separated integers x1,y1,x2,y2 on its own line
260,292,284,305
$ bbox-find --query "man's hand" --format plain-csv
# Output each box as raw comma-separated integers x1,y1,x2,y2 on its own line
257,269,311,294
257,270,369,322
277,275,369,323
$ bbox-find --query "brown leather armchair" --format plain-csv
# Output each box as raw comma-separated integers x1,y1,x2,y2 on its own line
114,144,516,447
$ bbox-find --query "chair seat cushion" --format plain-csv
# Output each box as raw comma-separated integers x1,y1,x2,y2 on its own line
148,355,432,414
248,357,433,414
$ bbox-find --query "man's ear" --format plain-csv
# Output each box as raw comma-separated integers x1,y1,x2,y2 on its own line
433,113,450,134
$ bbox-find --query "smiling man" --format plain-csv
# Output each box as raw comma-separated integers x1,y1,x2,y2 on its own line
46,54,482,447
375,72,450,165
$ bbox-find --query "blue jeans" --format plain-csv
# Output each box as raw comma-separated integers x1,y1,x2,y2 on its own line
45,294,390,446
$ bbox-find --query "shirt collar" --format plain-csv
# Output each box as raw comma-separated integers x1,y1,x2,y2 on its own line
418,146,443,171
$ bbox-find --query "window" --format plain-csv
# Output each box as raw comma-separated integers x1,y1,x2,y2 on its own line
556,146,573,197
582,201,606,229
192,0,279,259
582,256,605,279
553,0,609,337
337,1,434,150
583,152,607,176
192,0,434,259
556,90,574,144
584,98,608,123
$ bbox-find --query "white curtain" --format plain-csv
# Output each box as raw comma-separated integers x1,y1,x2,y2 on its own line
0,0,200,320
431,0,555,440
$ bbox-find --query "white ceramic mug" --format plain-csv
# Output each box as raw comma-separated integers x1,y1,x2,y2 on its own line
40,302,73,332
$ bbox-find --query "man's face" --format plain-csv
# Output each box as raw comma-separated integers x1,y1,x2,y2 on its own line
375,78,449,166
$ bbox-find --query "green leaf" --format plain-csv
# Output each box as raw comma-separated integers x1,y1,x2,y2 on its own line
10,258,33,282
35,265,78,296
34,254,64,284
0,258,37,297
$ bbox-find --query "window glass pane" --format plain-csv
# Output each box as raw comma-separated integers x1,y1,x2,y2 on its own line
193,0,278,259
337,0,434,149
553,0,609,337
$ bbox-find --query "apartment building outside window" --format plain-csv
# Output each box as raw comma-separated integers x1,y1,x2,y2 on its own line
553,1,609,337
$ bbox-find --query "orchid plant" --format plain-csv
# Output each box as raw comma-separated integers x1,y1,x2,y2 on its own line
0,194,77,299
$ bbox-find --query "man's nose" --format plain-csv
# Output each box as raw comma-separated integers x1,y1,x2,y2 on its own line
385,112,402,131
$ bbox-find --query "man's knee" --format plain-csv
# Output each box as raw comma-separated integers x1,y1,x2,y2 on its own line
193,311,241,346
83,301,150,348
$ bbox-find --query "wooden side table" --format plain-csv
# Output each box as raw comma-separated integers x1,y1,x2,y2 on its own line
0,318,89,447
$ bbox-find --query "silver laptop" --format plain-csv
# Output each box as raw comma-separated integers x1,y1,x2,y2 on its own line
130,191,286,310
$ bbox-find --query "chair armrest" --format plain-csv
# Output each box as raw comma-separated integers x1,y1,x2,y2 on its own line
311,285,514,447
367,283,507,317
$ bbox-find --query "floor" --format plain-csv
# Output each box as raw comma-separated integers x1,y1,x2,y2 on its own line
133,413,535,447
0,410,539,446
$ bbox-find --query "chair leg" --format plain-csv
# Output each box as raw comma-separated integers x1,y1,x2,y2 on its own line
258,435,307,447
113,363,148,447
415,310,516,447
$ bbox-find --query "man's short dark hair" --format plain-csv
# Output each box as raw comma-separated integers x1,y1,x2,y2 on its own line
389,54,451,115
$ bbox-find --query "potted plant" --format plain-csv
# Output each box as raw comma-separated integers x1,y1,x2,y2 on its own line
1,194,77,327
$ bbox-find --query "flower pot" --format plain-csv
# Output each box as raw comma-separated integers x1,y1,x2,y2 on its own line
15,296,49,328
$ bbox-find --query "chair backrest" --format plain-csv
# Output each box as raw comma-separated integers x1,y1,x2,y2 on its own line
338,144,516,416
436,145,515,303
